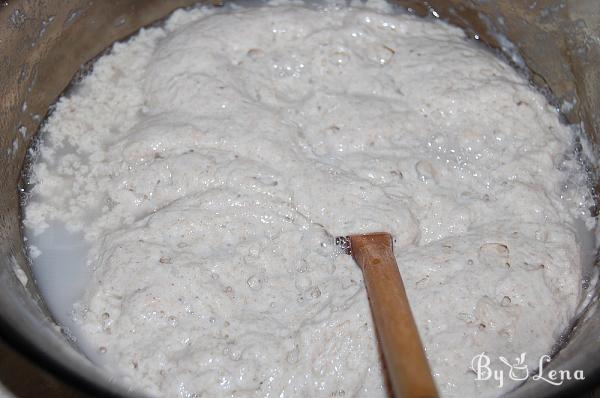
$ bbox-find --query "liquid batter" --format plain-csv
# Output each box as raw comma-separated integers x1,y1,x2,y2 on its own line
24,1,596,397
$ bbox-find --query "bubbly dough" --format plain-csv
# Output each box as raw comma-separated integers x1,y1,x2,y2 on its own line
25,1,595,397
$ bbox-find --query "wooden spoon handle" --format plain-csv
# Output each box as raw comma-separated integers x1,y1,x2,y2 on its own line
350,233,438,398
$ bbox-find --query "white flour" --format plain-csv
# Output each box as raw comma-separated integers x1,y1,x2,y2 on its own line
24,1,596,397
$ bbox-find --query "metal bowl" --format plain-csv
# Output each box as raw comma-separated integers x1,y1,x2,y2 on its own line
0,1,598,396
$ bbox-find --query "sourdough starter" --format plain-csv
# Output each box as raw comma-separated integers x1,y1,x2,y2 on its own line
24,1,596,397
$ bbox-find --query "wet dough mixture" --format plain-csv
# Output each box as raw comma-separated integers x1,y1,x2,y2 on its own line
25,1,596,397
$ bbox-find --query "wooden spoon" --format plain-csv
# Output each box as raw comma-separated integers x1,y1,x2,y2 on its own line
337,232,438,398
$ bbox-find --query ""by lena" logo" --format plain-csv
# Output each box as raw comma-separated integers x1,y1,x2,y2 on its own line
471,352,585,388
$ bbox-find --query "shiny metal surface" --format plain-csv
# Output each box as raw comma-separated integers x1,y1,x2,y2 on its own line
0,1,598,396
